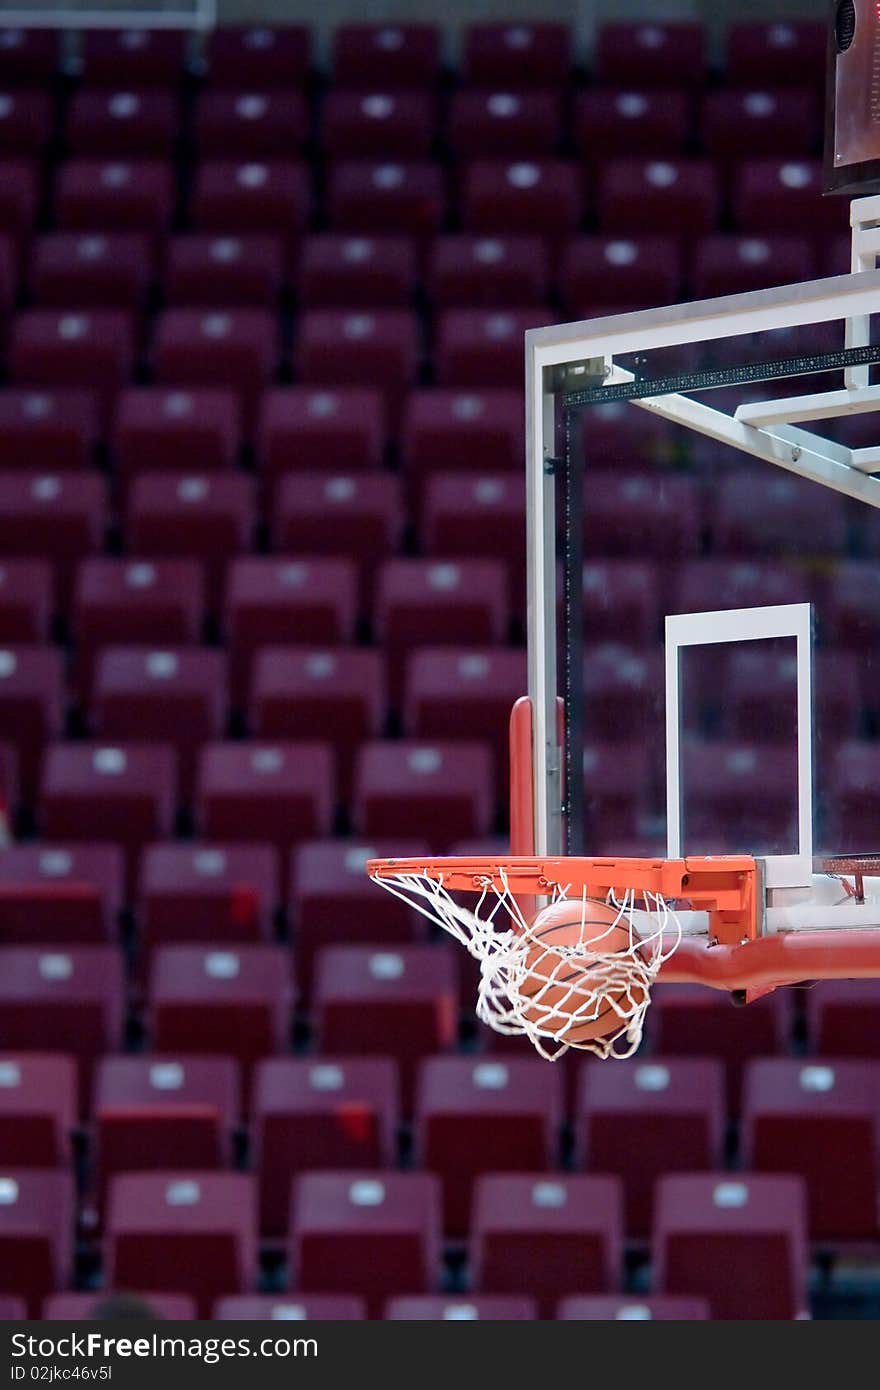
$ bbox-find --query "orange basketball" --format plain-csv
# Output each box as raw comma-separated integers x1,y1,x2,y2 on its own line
519,897,646,1045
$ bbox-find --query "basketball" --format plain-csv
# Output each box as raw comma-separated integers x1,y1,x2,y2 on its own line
518,897,646,1045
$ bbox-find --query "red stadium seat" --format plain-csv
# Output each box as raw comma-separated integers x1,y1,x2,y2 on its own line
435,309,552,388
298,235,417,308
559,236,683,316
595,22,705,87
415,1057,563,1235
322,91,435,158
470,1174,623,1316
271,474,403,595
421,475,525,614
44,1292,196,1320
327,161,445,237
557,1295,709,1320
0,391,98,473
165,236,284,307
448,91,562,158
462,23,571,87
205,25,311,88
332,24,440,89
251,647,384,797
92,647,227,803
290,838,430,999
386,1296,536,1319
139,843,278,949
9,309,134,425
0,946,124,1109
55,160,173,245
214,1294,365,1319
224,557,358,703
828,743,880,849
195,91,307,159
690,235,815,299
148,946,293,1087
576,397,676,467
0,474,104,612
679,740,800,856
583,472,701,559
153,308,279,433
653,1174,808,1320
825,563,880,649
726,22,826,88
574,90,690,160
669,559,808,618
0,1296,26,1319
0,1054,76,1166
575,1058,725,1236
583,742,655,848
113,388,241,478
291,1171,441,1316
0,1170,75,1317
94,1056,239,1202
296,309,418,424
702,89,818,161
597,160,719,236
0,159,37,251
66,89,177,158
30,233,152,311
256,387,386,482
79,28,188,86
583,645,663,742
0,29,57,85
0,844,123,945
582,563,661,648
402,391,523,481
711,470,846,555
0,560,52,642
805,980,880,1058
0,91,52,156
313,945,459,1108
196,742,335,866
404,648,526,784
353,741,494,848
191,160,309,245
723,647,860,744
461,160,581,239
741,1058,880,1240
0,644,64,804
253,1056,400,1235
427,236,548,310
106,1172,257,1317
733,161,848,240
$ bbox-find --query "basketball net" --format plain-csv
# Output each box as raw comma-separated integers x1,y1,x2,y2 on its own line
371,866,682,1060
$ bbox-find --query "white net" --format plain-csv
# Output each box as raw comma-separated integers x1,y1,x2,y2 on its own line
371,867,682,1060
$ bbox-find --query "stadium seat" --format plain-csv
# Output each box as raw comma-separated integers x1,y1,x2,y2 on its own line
690,236,816,299
298,235,417,308
0,29,57,85
205,25,311,88
575,398,676,467
376,557,508,690
30,233,153,309
435,309,551,389
191,161,309,247
470,1175,624,1316
290,839,431,998
0,1169,75,1317
196,742,334,868
594,22,705,87
253,1056,400,1236
559,236,683,316
214,1294,365,1319
0,159,37,252
66,89,178,158
0,843,123,945
327,161,445,237
224,557,358,703
404,648,526,784
290,1171,442,1316
574,91,690,160
0,560,52,643
711,471,847,555
826,742,880,853
195,91,307,159
583,472,701,560
415,1057,563,1235
741,1058,880,1240
153,308,279,434
805,980,880,1058
386,1296,536,1319
461,160,581,239
271,474,403,596
332,23,440,88
9,309,134,425
256,387,386,484
0,644,63,805
79,28,188,86
0,89,51,156
106,1172,257,1317
0,1296,26,1319
826,563,880,650
322,91,435,158
113,388,241,478
427,236,548,309
557,1295,710,1320
139,843,278,949
575,1058,725,1236
0,392,98,474
0,1054,76,1167
723,648,861,744
702,89,818,161
164,236,284,308
44,1292,196,1320
353,741,494,848
461,23,571,87
402,391,523,480
448,91,562,158
55,160,173,246
296,309,419,424
652,1174,808,1320
582,645,663,744
582,563,661,648
251,647,384,798
669,559,808,618
420,475,525,615
582,741,656,847
733,160,847,239
726,21,826,88
597,160,720,236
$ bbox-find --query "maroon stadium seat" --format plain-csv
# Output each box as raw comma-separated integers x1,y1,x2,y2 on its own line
583,472,701,559
0,392,98,473
0,29,57,85
0,1296,26,1319
0,1169,75,1316
327,161,445,237
0,644,63,805
723,648,860,744
0,160,38,251
253,1056,399,1235
113,388,241,478
702,89,818,161
30,233,152,311
557,1295,709,1320
669,559,808,618
741,1058,880,1240
690,235,815,299
55,160,173,246
582,563,660,648
196,741,334,864
298,235,417,309
0,843,122,945
195,91,307,159
290,1171,442,1316
0,560,52,642
726,21,826,88
191,160,309,246
805,980,880,1058
353,741,494,848
462,23,571,87
597,159,719,236
332,24,440,89
435,309,552,388
323,91,434,158
461,160,581,239
594,22,704,87
574,90,690,160
653,1173,808,1320
139,843,278,948
402,391,523,480
153,308,279,434
448,91,562,158
66,89,178,158
427,236,548,310
214,1294,365,1319
296,309,418,424
9,309,134,424
575,1057,725,1236
711,471,847,555
404,648,526,784
0,90,51,155
251,647,384,798
733,160,847,240
421,474,525,614
415,1057,563,1235
44,1292,196,1319
271,474,403,595
79,28,188,86
582,645,663,743
0,1054,76,1166
164,236,284,308
386,1296,536,1319
106,1171,257,1317
205,26,311,88
559,236,682,316
825,563,880,650
470,1174,623,1316
583,741,654,848
576,397,675,467
256,387,386,482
